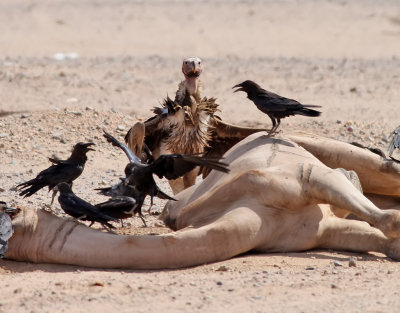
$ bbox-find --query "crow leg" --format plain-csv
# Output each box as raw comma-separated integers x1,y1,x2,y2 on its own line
267,119,281,137
145,196,154,214
139,213,147,227
267,117,277,137
50,189,58,207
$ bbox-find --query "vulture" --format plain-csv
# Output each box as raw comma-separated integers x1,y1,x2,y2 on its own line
125,56,264,193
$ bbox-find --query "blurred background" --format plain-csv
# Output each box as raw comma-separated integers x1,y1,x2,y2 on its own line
0,0,399,125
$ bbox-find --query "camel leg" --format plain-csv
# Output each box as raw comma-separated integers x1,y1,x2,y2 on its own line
168,177,185,195
317,216,400,260
304,164,400,238
8,207,262,269
182,168,199,189
287,133,400,196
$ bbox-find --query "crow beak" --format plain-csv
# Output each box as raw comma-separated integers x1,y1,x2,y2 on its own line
232,84,244,93
85,143,96,151
53,185,59,192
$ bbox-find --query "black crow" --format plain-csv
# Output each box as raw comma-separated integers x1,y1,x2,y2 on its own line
17,142,95,204
233,80,321,135
0,201,19,258
102,130,230,216
55,183,117,229
95,196,144,226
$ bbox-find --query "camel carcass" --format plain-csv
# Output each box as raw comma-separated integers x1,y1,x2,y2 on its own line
6,132,400,269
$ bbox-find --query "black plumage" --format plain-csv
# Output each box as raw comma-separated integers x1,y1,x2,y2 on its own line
17,142,95,204
95,196,144,226
233,80,321,135
0,201,18,258
55,183,117,229
103,130,230,216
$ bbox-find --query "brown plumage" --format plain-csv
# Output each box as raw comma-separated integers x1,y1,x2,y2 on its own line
125,57,264,193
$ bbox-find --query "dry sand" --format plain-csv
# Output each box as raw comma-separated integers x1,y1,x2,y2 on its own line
1,0,400,312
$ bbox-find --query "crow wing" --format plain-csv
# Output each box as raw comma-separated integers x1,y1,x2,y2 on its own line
17,161,83,196
150,153,229,180
103,130,142,164
59,193,117,223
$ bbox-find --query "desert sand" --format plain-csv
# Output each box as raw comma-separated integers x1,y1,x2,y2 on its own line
1,0,400,312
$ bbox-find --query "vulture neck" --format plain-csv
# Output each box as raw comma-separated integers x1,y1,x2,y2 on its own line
184,76,200,99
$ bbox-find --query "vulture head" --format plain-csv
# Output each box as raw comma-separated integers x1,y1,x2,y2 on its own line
181,56,203,97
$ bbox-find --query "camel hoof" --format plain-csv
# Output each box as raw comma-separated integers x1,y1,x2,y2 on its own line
386,238,400,261
378,210,400,238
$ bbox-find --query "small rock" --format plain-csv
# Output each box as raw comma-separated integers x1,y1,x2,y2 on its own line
117,125,125,131
67,111,82,116
331,284,338,289
90,281,104,287
348,257,357,267
215,265,229,272
305,266,316,270
216,281,223,286
333,260,343,267
0,133,8,138
66,98,79,104
347,126,354,132
5,150,12,155
349,87,357,92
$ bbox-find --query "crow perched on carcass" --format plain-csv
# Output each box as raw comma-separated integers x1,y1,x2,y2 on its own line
55,183,117,229
102,131,230,224
233,80,321,136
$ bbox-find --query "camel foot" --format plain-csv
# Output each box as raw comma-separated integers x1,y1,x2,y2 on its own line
377,210,400,238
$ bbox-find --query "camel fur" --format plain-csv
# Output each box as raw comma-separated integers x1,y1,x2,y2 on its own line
6,132,400,269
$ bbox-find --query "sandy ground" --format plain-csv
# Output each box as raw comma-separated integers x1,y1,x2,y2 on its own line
1,0,400,312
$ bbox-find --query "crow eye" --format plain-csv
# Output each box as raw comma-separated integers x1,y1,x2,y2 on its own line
184,61,188,64
198,61,201,64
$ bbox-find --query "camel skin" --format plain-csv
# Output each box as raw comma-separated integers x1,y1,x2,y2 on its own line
6,132,400,269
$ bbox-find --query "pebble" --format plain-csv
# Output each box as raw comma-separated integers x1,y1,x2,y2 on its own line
0,133,8,138
215,265,230,272
66,98,79,104
349,257,357,267
333,260,343,267
117,125,125,131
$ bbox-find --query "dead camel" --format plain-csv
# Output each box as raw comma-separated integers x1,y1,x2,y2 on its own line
6,132,400,269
